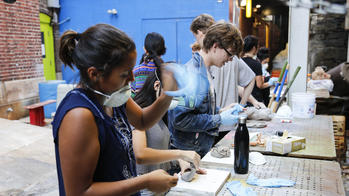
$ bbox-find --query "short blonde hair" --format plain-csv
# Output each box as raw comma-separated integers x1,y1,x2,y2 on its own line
190,14,215,34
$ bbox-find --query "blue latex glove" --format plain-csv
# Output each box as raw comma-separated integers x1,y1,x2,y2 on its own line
164,63,209,99
227,181,257,196
239,103,247,108
220,105,243,126
246,174,295,188
268,77,279,86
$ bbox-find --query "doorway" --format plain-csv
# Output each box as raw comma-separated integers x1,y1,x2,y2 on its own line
40,13,56,80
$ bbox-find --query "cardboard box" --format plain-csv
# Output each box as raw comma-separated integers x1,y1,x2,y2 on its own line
266,136,306,155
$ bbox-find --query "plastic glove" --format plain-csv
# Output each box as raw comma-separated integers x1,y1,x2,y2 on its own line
246,174,295,188
268,77,279,86
164,63,209,99
234,104,244,115
239,103,247,108
219,105,243,126
227,181,257,196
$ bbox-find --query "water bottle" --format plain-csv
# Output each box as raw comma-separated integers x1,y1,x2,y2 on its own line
234,115,249,174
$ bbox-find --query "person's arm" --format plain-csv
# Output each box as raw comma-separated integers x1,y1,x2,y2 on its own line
132,129,200,168
171,106,221,132
126,67,176,130
255,75,268,89
238,86,266,109
58,108,177,196
239,78,255,105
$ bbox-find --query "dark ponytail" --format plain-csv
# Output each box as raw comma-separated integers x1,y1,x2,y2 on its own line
58,24,136,86
59,30,80,69
141,32,166,68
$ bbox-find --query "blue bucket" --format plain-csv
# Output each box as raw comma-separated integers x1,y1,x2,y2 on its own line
39,80,66,118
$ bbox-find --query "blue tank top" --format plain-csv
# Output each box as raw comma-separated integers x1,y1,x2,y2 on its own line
52,88,140,196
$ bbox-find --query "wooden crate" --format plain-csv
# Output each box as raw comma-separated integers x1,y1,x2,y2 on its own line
332,116,346,160
332,115,345,136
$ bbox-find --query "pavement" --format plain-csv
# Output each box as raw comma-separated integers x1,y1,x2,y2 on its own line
0,117,58,195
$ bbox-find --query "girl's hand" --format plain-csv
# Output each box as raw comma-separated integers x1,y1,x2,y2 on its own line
145,169,178,193
180,150,201,170
178,159,207,175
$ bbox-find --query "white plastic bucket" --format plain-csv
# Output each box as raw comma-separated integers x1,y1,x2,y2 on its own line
291,93,316,118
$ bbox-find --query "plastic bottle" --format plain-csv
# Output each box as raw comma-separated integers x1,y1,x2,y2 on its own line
234,115,249,174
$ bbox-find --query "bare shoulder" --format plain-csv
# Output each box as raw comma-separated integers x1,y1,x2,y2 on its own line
59,107,99,147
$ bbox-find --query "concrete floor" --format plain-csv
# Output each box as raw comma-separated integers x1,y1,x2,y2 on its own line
0,117,58,195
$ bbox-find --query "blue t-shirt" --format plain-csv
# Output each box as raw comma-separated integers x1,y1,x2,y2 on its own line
52,88,139,196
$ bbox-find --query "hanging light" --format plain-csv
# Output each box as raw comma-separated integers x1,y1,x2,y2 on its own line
246,0,252,18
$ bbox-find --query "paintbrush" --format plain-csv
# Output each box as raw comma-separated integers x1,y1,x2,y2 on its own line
268,61,288,108
275,66,301,112
272,64,290,112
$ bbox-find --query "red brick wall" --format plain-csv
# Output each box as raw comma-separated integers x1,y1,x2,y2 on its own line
0,0,43,82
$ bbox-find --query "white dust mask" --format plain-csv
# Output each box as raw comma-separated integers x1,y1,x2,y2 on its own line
89,84,131,107
262,63,268,70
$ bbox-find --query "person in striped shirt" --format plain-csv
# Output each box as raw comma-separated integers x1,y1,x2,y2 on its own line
131,32,166,96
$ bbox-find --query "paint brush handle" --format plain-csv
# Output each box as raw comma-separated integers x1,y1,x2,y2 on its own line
287,66,301,88
275,88,289,112
268,62,287,108
278,61,288,83
275,66,302,112
276,65,289,102
273,61,288,95
268,94,276,108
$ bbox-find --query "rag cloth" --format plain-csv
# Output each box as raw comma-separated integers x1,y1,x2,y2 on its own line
246,121,267,128
246,174,295,188
210,146,231,158
245,107,273,121
227,181,257,196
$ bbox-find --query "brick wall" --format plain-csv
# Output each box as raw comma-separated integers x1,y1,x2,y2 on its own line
0,0,45,119
39,0,49,15
0,0,43,81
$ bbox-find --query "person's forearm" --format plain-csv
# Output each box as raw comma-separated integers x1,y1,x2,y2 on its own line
82,175,149,196
261,82,270,89
173,112,221,132
136,148,183,165
247,94,259,106
239,78,254,105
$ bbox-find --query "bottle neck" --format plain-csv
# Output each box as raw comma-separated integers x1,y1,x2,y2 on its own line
238,122,246,126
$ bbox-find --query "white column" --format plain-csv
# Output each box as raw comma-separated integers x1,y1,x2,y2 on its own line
288,0,310,104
